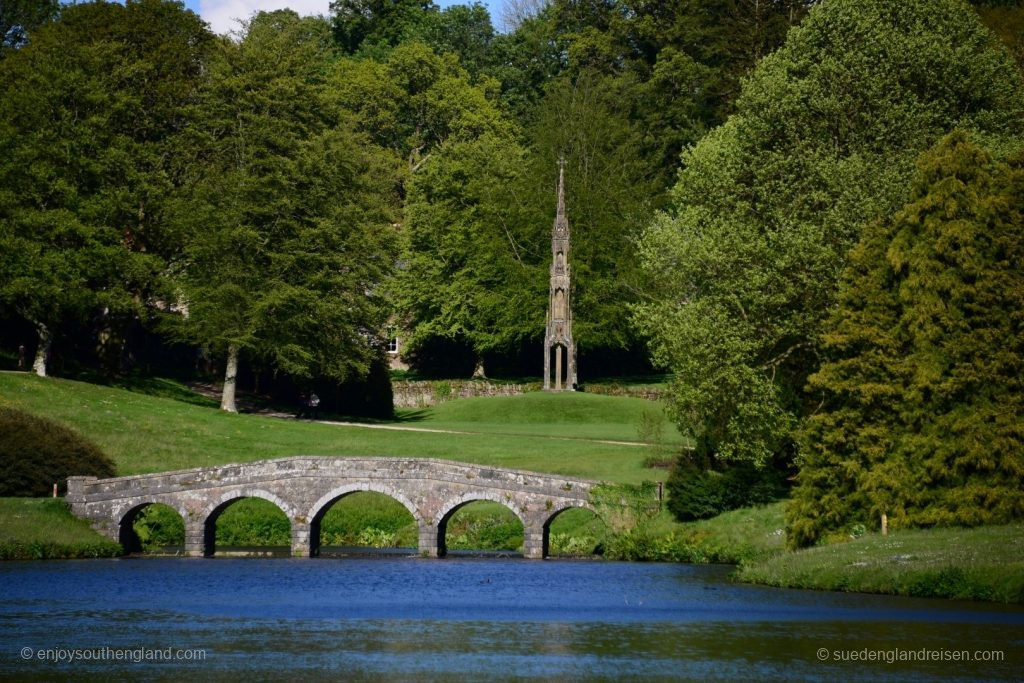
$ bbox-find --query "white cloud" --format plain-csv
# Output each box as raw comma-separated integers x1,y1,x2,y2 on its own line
199,0,330,35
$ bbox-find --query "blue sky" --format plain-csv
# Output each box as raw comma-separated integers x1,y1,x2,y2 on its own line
181,0,506,36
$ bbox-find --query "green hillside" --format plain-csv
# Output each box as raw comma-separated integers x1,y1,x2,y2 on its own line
0,373,674,484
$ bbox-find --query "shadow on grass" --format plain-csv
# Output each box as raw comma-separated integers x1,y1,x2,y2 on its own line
95,374,220,408
316,408,433,424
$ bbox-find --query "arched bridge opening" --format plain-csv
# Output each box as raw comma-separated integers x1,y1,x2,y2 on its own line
542,505,606,558
118,502,186,555
202,493,293,557
308,487,419,557
436,497,526,558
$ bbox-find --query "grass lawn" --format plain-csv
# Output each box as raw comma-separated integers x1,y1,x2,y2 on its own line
397,391,686,445
738,523,1024,603
0,498,120,559
0,372,673,484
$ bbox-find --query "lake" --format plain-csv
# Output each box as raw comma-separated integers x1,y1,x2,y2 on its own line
1,558,1021,680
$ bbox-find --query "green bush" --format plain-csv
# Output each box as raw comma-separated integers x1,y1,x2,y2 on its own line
0,405,115,496
666,461,784,522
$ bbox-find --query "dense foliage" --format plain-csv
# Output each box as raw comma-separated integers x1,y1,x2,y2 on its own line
0,405,115,496
169,10,398,410
636,0,1024,467
788,133,1024,547
666,463,785,521
2,0,1024,541
0,0,213,376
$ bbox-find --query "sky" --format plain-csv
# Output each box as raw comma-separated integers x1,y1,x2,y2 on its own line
182,0,506,36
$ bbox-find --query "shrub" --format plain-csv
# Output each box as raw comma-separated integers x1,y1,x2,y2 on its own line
0,406,115,496
666,461,784,522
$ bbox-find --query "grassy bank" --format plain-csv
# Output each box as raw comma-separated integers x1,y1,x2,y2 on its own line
0,373,670,484
738,523,1024,603
0,498,121,559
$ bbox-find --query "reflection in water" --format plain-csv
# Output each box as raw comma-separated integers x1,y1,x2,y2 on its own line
1,559,1021,681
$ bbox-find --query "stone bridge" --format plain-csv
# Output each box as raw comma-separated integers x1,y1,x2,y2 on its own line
66,457,601,559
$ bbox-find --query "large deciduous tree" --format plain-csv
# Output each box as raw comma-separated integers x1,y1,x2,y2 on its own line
0,0,212,376
172,11,397,411
788,132,1024,547
635,0,1024,466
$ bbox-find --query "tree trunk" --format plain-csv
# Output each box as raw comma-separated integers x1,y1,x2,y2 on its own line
32,323,50,377
221,344,239,413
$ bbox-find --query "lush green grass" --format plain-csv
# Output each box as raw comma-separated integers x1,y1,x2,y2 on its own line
0,498,121,559
0,373,669,484
739,524,1024,603
400,391,686,445
654,501,787,563
597,502,787,563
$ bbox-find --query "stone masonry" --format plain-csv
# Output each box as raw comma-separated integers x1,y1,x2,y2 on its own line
66,457,599,559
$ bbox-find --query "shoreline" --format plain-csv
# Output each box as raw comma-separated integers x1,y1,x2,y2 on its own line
3,497,1020,604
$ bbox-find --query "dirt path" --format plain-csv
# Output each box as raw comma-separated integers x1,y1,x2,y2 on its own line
311,419,649,447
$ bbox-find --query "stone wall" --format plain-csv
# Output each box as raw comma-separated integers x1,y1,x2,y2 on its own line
391,380,538,408
391,379,662,407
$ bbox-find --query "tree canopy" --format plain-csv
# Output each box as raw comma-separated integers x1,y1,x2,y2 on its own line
635,0,1024,466
0,0,212,375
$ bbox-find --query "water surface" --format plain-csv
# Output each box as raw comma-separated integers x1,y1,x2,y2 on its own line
1,558,1021,680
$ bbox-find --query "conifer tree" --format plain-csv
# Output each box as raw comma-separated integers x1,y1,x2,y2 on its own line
789,132,1024,547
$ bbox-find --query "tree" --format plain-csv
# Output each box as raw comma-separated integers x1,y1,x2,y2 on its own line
635,0,1024,466
330,0,437,54
397,133,541,369
0,0,212,376
329,40,513,178
973,1,1024,67
788,132,1024,547
419,3,495,79
171,11,398,411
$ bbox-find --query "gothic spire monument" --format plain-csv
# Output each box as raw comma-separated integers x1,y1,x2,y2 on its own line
544,158,576,391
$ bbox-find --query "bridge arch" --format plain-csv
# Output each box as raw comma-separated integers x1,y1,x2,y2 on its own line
306,483,421,556
117,501,188,554
540,502,602,558
201,489,296,557
433,491,528,558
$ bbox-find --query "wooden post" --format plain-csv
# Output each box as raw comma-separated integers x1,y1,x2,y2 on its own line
881,512,888,536
52,483,57,498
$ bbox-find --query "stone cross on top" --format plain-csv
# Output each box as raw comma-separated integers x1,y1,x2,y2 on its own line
544,157,576,391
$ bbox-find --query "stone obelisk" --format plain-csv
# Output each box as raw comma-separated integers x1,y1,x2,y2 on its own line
544,159,575,391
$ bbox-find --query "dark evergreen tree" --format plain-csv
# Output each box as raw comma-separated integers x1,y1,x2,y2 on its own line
789,132,1024,547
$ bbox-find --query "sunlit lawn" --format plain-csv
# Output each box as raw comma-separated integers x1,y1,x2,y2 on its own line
0,372,675,484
